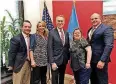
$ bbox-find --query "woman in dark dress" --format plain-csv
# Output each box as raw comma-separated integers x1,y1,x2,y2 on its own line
70,28,92,84
30,21,48,84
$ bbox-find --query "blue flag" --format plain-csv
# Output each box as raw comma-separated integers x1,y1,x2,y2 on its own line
42,2,54,31
67,4,79,39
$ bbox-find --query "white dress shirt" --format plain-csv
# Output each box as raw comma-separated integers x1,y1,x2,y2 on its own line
57,28,65,45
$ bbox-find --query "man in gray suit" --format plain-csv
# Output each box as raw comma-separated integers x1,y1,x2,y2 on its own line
8,20,32,84
87,13,114,84
47,15,70,84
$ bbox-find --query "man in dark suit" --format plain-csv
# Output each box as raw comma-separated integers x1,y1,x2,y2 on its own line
47,15,70,84
87,13,114,84
8,20,32,84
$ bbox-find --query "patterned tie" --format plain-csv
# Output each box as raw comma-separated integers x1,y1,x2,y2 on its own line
89,28,96,41
60,29,65,45
27,36,30,60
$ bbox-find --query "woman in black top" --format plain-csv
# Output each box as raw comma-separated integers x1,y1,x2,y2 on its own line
70,28,92,84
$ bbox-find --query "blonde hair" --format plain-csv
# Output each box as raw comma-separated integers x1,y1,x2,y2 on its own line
36,21,48,37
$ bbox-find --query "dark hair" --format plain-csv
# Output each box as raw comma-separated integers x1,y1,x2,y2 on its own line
22,20,32,27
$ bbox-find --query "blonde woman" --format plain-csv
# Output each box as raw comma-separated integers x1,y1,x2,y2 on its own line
70,28,92,84
30,21,48,84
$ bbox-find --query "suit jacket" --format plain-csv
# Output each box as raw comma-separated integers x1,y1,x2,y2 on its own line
87,24,114,63
8,33,31,73
47,28,70,65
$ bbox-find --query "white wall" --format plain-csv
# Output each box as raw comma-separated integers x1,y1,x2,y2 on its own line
0,0,18,21
23,0,53,34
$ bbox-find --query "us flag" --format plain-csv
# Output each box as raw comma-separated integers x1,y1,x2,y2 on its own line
42,2,54,31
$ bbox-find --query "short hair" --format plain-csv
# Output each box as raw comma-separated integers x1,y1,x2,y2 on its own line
56,15,65,21
22,20,32,27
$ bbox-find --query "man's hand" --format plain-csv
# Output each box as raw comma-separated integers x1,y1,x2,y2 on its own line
8,66,13,71
52,63,58,71
97,61,105,69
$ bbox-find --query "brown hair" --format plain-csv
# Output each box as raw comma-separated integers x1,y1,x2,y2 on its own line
22,20,32,27
36,21,48,37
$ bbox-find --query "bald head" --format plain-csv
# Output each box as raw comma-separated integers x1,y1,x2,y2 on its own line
91,13,101,19
90,13,102,28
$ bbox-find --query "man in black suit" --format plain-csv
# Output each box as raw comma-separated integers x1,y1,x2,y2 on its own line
8,20,32,84
87,13,114,84
47,15,70,84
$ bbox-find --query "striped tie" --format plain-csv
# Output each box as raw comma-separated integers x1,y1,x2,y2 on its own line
60,29,65,45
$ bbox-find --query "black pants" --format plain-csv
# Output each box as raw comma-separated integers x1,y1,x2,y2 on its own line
31,66,47,84
51,64,66,84
73,67,91,84
90,63,108,84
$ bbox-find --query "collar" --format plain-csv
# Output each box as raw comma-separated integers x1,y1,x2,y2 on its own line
57,27,64,32
22,32,29,38
93,23,101,29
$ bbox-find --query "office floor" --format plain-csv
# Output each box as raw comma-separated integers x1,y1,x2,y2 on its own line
47,74,75,84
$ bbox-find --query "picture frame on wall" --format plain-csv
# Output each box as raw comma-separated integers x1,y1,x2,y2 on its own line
103,14,116,40
103,0,116,40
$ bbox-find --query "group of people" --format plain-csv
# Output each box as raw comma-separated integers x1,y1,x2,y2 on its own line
8,13,114,84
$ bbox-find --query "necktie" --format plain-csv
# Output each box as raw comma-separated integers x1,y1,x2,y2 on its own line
26,36,30,60
60,29,65,45
89,28,96,41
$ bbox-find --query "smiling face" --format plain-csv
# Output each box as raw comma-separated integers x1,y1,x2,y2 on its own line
37,22,45,34
90,13,101,28
21,21,31,35
56,16,65,29
73,29,82,40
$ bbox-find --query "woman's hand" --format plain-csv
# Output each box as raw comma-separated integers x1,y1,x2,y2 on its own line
31,61,36,67
86,63,91,69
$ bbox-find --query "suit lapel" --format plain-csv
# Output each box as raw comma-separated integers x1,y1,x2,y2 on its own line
90,24,103,41
88,27,92,34
64,30,67,45
55,28,62,42
55,28,64,46
20,33,27,50
93,24,102,35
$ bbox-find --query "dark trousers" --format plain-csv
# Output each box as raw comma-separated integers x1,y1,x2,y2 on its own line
73,67,91,84
51,64,66,84
90,63,108,84
31,66,47,84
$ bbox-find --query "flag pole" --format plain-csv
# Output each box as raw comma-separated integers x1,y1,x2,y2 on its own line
73,0,79,27
73,0,76,7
